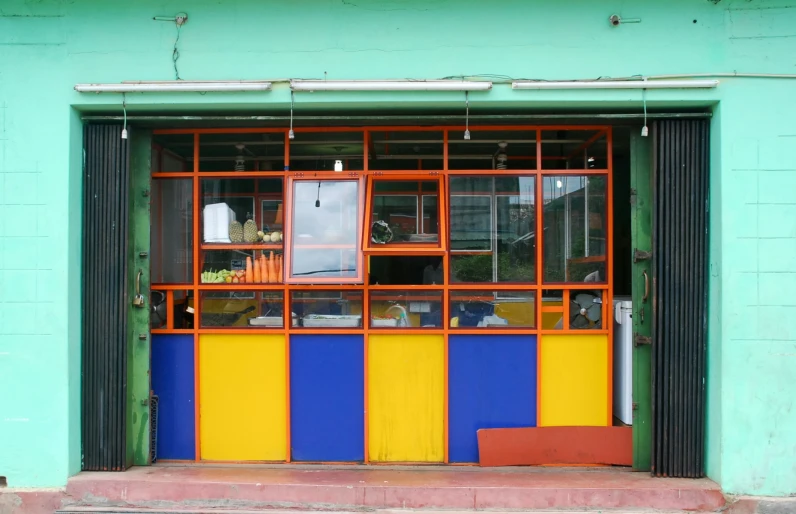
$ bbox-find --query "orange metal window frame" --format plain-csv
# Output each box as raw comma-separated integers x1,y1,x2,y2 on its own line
150,125,615,464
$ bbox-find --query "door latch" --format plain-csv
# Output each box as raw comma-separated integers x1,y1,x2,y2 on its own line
133,269,146,308
634,333,652,346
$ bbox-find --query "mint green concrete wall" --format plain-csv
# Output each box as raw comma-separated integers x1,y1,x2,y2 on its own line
0,0,794,495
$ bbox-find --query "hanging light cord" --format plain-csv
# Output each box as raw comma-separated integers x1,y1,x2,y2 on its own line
464,91,471,140
288,91,295,140
641,85,649,136
121,93,128,139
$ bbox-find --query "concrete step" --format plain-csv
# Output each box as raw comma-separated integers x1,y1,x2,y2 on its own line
55,509,717,514
61,465,726,513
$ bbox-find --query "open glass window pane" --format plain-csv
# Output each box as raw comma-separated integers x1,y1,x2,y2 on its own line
199,132,286,172
151,179,193,283
369,180,440,246
543,175,607,283
449,176,536,283
449,290,535,328
291,290,363,327
370,290,443,328
287,179,363,283
201,178,283,248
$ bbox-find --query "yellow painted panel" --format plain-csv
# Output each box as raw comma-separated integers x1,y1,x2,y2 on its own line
368,334,444,462
540,334,609,426
199,334,286,461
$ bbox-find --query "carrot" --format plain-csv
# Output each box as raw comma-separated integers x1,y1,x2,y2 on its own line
253,256,261,283
268,251,277,283
260,254,267,284
245,256,253,284
277,254,283,282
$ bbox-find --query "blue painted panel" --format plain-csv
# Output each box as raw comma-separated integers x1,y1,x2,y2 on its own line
151,334,195,460
449,335,537,463
290,335,364,461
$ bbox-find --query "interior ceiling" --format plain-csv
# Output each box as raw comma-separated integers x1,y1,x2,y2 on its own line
83,108,710,129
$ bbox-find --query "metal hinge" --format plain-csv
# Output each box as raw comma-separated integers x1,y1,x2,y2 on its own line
632,402,639,411
633,248,652,263
634,333,652,346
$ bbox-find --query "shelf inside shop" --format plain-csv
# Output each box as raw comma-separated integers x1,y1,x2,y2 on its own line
201,243,283,251
197,284,285,289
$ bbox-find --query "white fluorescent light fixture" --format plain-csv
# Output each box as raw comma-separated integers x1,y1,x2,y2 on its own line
75,81,273,93
290,80,492,92
511,80,719,90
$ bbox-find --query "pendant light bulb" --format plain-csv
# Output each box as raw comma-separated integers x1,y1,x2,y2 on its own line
463,129,471,140
121,128,128,140
288,129,295,140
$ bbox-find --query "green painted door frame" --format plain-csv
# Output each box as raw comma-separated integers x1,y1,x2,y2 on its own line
126,128,153,466
630,132,653,471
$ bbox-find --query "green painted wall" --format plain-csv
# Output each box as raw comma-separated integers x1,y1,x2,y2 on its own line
0,0,794,495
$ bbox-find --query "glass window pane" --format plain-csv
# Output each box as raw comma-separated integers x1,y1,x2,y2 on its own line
370,180,439,245
151,289,193,330
369,131,443,171
200,290,285,328
289,180,362,281
199,132,286,172
151,179,193,283
542,130,607,170
449,176,536,283
449,290,535,328
448,130,536,170
369,256,443,285
541,289,565,330
289,131,364,171
370,290,443,328
201,249,283,284
542,175,607,283
291,290,363,327
200,178,283,246
152,134,193,173
569,290,605,330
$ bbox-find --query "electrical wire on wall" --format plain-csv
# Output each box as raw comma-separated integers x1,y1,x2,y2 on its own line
172,22,182,80
153,13,188,81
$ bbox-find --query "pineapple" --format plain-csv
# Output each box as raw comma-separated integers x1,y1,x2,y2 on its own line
243,213,259,243
229,221,244,243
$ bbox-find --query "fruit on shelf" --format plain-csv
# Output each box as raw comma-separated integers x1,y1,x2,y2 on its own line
201,269,233,283
244,214,259,243
229,221,244,243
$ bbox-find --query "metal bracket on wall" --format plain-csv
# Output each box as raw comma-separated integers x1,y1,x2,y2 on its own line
633,248,652,263
634,333,652,347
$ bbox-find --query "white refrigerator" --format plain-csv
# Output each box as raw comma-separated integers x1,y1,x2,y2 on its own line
613,297,633,425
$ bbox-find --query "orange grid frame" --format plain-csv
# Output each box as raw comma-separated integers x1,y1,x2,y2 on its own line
150,124,614,464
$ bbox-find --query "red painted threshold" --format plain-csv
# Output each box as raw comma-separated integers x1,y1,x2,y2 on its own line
477,426,633,467
61,465,725,512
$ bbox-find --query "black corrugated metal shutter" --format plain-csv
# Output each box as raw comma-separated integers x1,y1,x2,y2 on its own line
82,124,130,471
651,120,709,477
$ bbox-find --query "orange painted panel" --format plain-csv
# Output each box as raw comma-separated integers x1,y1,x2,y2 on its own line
477,426,632,466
